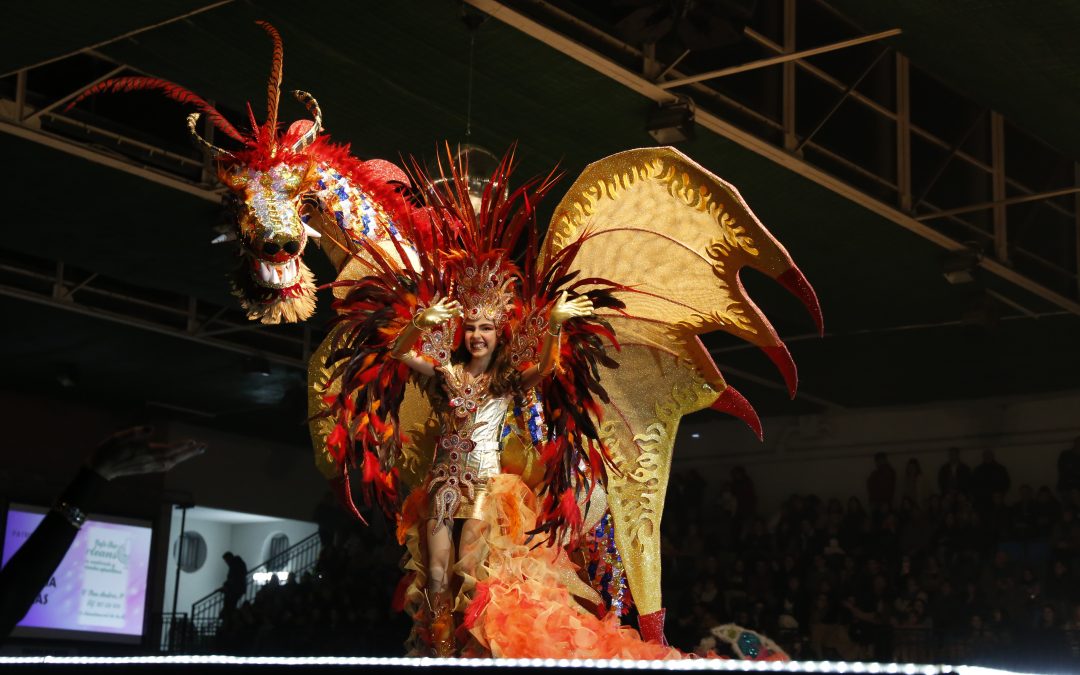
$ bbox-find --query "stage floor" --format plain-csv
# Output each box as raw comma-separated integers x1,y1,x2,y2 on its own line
0,656,1044,675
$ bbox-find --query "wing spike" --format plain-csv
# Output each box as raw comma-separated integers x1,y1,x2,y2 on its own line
710,385,762,440
777,267,824,336
761,344,798,398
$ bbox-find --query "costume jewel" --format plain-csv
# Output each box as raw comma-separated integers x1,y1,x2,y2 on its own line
453,255,515,328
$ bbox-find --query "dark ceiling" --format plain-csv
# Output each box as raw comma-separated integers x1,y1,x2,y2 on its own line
1,0,1078,448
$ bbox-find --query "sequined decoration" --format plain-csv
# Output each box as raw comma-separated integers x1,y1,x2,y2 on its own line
509,309,548,368
709,623,788,661
582,513,631,616
241,165,309,242
428,430,481,532
429,416,481,531
455,256,514,327
312,165,399,244
419,322,454,368
737,632,761,658
504,388,546,445
440,367,491,420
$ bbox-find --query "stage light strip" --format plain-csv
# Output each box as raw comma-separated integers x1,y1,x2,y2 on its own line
0,656,1038,673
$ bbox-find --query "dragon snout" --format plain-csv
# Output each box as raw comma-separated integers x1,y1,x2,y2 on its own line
251,255,303,288
260,239,302,257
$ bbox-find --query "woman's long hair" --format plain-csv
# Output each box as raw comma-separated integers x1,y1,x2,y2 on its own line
449,324,516,396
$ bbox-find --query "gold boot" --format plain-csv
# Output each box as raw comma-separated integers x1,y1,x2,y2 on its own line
427,590,457,657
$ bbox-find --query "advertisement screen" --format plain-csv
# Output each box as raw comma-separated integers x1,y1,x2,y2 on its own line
1,505,153,642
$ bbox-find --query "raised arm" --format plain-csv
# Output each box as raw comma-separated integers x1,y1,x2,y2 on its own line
521,291,594,389
391,297,462,377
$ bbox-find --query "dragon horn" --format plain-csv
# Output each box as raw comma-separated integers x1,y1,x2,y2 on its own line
289,90,322,152
187,113,235,159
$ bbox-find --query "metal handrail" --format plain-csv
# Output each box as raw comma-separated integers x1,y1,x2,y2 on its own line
189,531,323,625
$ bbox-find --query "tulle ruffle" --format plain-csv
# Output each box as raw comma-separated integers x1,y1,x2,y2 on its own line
397,473,685,658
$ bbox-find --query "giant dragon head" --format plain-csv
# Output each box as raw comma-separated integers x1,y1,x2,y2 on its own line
66,22,402,324
192,86,326,324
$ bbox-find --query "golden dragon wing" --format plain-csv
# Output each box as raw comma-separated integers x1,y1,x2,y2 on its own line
542,147,821,617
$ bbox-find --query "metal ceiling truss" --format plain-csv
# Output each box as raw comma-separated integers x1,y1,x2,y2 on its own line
468,0,1080,315
0,250,316,370
0,54,221,203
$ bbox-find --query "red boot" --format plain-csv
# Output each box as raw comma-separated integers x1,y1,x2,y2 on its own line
638,608,668,645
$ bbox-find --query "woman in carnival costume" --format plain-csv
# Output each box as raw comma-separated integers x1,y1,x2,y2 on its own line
319,149,799,660
387,271,593,655
320,151,627,657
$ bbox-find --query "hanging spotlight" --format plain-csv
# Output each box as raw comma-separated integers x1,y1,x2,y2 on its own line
941,246,982,285
426,144,501,212
646,99,696,144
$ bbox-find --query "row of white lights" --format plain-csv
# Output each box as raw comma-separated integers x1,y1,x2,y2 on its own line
251,571,290,584
0,656,1036,674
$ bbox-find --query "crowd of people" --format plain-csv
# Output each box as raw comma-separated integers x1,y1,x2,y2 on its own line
193,440,1080,669
661,441,1080,670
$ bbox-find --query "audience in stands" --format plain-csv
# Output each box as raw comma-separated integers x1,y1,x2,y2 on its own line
663,451,1080,670
194,446,1080,670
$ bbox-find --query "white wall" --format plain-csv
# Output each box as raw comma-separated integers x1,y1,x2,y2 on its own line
161,512,317,617
229,520,318,574
676,389,1080,512
162,514,232,618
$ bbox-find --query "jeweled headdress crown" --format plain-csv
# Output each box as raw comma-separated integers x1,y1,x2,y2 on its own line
453,255,515,328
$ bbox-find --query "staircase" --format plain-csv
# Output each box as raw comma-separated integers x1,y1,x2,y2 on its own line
186,531,323,633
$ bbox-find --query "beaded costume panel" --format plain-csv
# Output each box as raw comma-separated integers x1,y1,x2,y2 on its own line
427,363,510,529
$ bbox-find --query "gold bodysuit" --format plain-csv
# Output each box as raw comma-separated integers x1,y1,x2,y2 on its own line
426,363,511,527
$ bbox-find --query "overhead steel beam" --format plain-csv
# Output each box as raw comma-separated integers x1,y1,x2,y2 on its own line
0,117,220,203
25,66,126,122
465,0,1080,316
782,0,797,152
0,255,311,369
896,53,912,211
794,46,890,154
0,0,236,79
1076,163,1080,298
657,28,902,90
990,112,1009,262
915,187,1080,221
742,27,1076,223
912,109,986,211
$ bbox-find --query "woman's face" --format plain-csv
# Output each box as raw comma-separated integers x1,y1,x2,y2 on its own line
464,319,498,359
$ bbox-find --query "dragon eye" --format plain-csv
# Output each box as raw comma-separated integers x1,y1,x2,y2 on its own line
283,241,301,255
262,242,281,255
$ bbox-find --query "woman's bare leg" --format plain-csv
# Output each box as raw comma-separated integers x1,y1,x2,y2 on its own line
457,518,488,582
425,519,453,593
424,519,456,656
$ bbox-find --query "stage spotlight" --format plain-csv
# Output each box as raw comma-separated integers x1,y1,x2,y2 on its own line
942,247,981,285
647,100,696,144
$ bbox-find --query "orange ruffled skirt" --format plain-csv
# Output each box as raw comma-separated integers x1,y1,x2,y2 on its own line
397,473,685,659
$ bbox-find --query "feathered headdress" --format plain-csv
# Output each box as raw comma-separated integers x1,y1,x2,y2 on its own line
320,145,629,545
